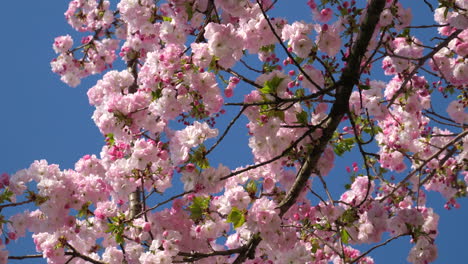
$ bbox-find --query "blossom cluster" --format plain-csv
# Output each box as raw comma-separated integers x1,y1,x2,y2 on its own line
2,0,467,263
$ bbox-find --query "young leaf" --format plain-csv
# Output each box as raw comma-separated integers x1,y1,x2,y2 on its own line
359,84,371,90
227,207,245,228
295,111,309,125
105,133,115,146
260,76,284,94
184,2,193,21
188,196,210,221
189,145,210,169
245,180,257,196
341,228,351,244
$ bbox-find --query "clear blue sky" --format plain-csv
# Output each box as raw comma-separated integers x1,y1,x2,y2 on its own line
0,1,467,263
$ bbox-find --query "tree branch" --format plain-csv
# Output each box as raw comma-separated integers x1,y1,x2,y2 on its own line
388,29,462,107
278,0,386,217
380,129,468,202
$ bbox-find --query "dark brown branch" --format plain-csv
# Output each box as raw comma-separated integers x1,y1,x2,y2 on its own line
278,0,386,217
420,146,459,186
65,242,105,264
232,234,262,264
406,24,448,29
351,233,409,263
0,199,34,210
225,88,335,106
9,254,43,260
256,0,325,93
174,233,261,263
176,246,244,262
206,106,247,155
222,68,262,88
220,123,322,181
240,59,264,73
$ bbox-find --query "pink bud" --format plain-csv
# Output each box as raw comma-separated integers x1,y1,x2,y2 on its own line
7,232,17,240
143,222,151,232
322,24,329,32
225,87,233,98
185,163,195,172
263,177,275,192
293,213,300,221
230,77,240,84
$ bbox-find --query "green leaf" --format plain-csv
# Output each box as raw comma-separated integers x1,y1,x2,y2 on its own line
26,191,48,206
260,84,274,94
113,111,133,127
208,56,219,72
398,28,410,38
295,57,304,64
245,180,257,196
227,207,245,228
189,196,210,221
151,89,162,101
77,202,92,218
105,215,126,244
340,208,358,225
162,16,172,22
198,158,210,169
294,88,305,98
259,44,275,53
295,111,308,125
359,84,371,90
105,133,115,146
0,188,13,204
310,238,319,253
340,7,348,16
189,145,210,169
334,144,344,156
341,228,350,244
260,76,284,94
333,137,355,157
270,110,285,122
185,2,193,21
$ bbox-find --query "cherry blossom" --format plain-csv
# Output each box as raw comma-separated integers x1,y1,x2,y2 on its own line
3,0,468,263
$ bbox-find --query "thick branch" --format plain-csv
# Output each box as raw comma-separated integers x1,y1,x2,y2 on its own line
278,0,386,216
225,1,386,263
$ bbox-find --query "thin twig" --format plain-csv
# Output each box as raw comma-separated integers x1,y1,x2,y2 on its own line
256,0,325,93
379,130,467,202
206,106,247,155
351,233,409,263
388,29,462,107
9,254,43,260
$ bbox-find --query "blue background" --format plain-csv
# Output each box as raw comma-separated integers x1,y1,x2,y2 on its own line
1,1,467,263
